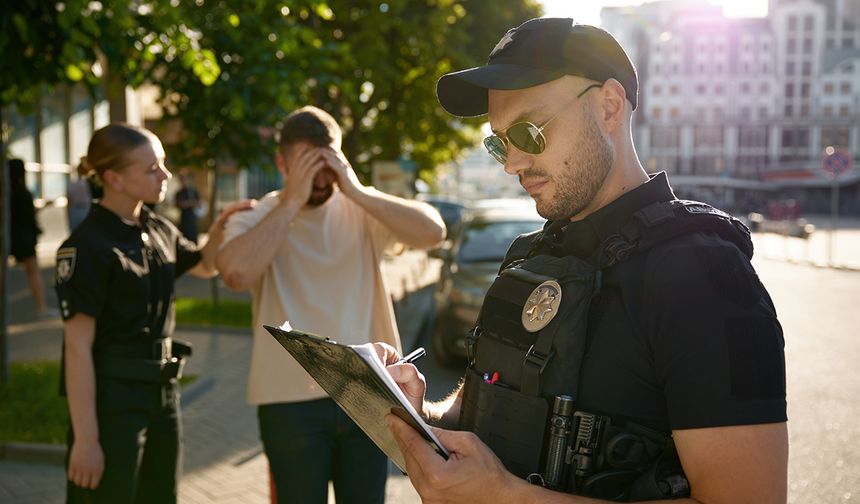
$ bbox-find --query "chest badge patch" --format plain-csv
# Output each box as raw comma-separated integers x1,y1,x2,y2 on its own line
522,280,562,333
56,247,77,283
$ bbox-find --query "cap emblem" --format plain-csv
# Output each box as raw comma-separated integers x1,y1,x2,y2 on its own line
490,29,516,58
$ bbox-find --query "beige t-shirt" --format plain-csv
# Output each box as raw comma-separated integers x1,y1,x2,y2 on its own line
222,190,401,405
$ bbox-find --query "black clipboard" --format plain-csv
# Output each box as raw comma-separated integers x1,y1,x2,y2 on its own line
264,324,449,472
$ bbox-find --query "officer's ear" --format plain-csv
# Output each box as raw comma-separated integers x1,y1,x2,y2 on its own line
595,78,626,135
101,168,124,192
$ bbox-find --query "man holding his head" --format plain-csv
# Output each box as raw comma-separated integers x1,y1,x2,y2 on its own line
382,18,788,503
216,106,445,503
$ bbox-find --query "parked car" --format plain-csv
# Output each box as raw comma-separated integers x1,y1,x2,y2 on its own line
416,194,466,235
429,205,545,367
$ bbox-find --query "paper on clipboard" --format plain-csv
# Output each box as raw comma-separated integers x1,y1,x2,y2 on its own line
263,324,449,472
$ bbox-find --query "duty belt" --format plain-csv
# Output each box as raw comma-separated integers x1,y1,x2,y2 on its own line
93,338,192,383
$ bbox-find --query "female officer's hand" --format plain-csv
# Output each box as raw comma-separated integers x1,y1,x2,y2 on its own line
68,439,104,489
373,343,427,418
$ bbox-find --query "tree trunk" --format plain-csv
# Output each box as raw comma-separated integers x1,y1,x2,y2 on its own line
208,164,220,307
1,105,10,383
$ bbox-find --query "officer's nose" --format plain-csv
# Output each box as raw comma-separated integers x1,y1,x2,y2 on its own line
159,164,172,182
503,146,532,177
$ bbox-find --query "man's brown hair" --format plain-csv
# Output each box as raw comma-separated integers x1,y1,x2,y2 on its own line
278,106,341,151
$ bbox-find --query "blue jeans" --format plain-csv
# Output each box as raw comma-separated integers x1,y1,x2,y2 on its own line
259,398,388,504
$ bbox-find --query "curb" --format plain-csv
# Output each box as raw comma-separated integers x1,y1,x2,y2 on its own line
0,442,66,466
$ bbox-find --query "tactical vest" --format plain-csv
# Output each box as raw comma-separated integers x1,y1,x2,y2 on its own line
458,199,752,501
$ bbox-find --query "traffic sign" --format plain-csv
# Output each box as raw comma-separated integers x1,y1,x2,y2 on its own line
822,147,853,177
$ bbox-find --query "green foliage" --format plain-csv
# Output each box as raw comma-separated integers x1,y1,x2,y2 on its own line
0,361,67,444
0,0,220,110
174,298,252,328
152,0,543,181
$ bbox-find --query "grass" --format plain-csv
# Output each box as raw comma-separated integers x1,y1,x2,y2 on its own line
0,362,197,445
0,361,67,444
174,298,252,329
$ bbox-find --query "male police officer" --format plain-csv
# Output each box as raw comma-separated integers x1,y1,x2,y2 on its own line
382,18,788,503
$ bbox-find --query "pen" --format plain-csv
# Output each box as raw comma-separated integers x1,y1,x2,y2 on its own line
396,347,426,365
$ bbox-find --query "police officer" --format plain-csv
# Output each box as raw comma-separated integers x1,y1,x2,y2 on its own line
56,123,250,503
381,19,788,503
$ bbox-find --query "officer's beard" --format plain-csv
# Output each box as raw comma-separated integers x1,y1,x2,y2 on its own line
536,110,614,221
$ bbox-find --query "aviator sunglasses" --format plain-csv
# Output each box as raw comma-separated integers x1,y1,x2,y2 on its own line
483,83,604,165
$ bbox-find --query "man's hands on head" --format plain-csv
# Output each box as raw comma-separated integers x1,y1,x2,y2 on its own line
278,145,365,207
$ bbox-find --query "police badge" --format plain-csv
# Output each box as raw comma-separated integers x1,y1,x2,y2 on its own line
56,247,77,283
522,280,562,332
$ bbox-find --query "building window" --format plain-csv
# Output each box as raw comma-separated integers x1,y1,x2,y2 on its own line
740,107,752,121
800,104,809,116
788,16,798,31
651,126,680,149
670,107,680,119
824,82,834,94
696,84,707,94
787,39,797,53
844,38,855,49
801,83,810,97
840,106,851,117
784,104,793,116
786,62,795,74
759,107,769,119
741,82,751,94
715,84,724,95
781,128,809,148
694,126,723,148
655,63,661,74
826,38,835,50
785,83,794,97
739,126,768,148
802,61,812,76
653,84,662,95
652,107,662,120
841,82,852,94
670,84,679,94
760,82,770,94
804,15,814,31
803,38,813,53
762,63,769,73
824,106,833,117
821,127,850,148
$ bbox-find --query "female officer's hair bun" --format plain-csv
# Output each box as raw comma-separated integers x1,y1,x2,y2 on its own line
85,123,158,183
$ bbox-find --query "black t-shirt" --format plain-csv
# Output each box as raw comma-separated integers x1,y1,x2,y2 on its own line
542,173,786,432
55,204,202,353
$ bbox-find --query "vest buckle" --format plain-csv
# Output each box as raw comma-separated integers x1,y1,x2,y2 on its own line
523,344,555,374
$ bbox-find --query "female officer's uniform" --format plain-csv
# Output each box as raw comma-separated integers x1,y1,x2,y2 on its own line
56,203,201,503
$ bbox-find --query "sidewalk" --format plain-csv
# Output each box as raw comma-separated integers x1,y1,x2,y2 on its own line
1,232,434,502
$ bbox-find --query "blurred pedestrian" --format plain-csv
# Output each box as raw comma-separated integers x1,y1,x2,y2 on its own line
55,123,251,504
8,158,53,318
66,162,92,232
174,172,200,243
216,106,445,504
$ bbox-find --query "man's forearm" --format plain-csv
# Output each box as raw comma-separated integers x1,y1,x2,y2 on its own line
216,201,300,290
349,187,445,249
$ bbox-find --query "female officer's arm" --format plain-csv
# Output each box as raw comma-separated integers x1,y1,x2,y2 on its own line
64,313,104,490
188,200,253,278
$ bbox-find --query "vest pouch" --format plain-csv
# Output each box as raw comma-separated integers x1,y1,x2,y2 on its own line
460,367,549,479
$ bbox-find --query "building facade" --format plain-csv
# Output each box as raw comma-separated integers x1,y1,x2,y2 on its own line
603,0,860,215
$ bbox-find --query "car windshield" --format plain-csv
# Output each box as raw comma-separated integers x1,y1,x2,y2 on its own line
458,220,543,263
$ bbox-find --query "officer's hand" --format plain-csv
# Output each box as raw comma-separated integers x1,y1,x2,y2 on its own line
320,146,363,198
386,415,522,504
373,343,427,416
278,146,327,206
68,439,105,490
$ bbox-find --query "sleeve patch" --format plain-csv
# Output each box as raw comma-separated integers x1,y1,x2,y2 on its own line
56,247,77,283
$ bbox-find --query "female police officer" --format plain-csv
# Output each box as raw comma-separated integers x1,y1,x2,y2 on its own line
55,123,250,503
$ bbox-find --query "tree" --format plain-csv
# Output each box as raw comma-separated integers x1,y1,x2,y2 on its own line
153,0,543,184
0,0,221,382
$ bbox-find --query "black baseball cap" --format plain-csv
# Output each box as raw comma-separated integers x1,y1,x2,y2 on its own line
436,18,639,117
